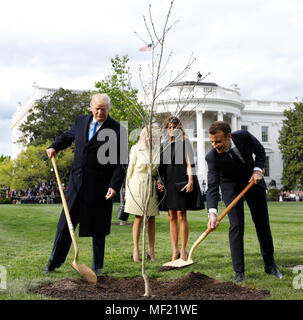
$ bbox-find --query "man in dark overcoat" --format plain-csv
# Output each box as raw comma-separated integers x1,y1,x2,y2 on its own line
205,121,282,282
43,93,127,276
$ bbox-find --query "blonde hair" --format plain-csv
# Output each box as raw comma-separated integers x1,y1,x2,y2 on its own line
137,126,161,149
90,93,111,110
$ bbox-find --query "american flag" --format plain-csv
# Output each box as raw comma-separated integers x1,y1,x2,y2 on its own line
139,43,153,52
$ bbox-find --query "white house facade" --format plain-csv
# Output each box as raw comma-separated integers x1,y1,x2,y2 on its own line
11,82,291,189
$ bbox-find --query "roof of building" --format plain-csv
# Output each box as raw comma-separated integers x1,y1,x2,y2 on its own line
169,81,219,87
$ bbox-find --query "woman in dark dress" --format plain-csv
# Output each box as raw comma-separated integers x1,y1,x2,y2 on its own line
158,117,204,261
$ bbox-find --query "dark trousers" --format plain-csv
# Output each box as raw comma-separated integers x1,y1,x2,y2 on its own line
49,196,106,270
224,183,274,273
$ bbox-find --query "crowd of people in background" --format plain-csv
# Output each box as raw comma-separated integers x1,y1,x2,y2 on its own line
279,190,303,202
5,184,303,205
8,180,62,204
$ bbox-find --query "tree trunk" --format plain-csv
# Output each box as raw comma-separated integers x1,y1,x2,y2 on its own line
142,157,153,297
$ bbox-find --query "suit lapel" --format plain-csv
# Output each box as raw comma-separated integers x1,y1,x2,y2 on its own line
83,114,93,145
231,134,247,163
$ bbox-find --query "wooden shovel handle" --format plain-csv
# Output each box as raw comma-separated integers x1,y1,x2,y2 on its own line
51,157,79,263
206,179,255,233
217,179,255,223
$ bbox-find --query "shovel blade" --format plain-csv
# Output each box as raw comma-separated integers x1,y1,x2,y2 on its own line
71,262,97,284
162,258,194,268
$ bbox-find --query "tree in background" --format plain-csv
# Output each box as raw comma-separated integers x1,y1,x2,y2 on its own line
10,144,50,190
0,154,10,162
9,142,73,190
17,88,91,146
0,157,13,190
278,102,303,190
95,54,146,148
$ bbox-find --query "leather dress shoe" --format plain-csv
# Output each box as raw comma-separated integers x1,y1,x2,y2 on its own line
42,259,61,274
265,264,283,279
92,268,102,276
235,272,245,283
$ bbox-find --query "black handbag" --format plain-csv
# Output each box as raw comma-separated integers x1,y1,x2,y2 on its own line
115,204,129,221
175,181,188,193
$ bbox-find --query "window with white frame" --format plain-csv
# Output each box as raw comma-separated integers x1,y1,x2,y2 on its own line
261,126,268,142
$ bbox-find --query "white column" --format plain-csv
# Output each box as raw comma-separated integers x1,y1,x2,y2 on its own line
217,111,224,121
196,110,205,184
231,114,237,131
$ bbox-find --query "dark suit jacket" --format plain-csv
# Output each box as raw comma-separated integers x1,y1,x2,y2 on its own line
205,130,266,210
50,114,127,236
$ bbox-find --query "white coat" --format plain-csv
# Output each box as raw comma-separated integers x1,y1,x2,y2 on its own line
124,144,160,216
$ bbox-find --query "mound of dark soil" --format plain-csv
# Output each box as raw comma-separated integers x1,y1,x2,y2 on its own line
32,272,270,300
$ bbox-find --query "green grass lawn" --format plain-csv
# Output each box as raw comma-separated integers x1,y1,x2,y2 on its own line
0,201,302,300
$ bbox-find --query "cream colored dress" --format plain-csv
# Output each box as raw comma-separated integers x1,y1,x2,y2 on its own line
124,144,160,216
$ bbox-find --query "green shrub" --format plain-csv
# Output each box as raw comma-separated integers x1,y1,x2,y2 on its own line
0,197,12,204
267,188,280,201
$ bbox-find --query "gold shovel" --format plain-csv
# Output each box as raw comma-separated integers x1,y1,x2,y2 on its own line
51,157,97,284
161,180,256,270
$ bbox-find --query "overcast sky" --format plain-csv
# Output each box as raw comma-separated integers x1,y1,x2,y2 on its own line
1,0,303,156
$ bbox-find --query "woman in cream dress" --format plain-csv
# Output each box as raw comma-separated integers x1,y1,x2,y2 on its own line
124,126,161,262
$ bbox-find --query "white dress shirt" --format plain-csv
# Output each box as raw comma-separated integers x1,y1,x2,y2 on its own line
88,118,103,138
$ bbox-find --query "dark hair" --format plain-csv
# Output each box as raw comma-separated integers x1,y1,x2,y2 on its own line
163,116,187,141
208,121,231,137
